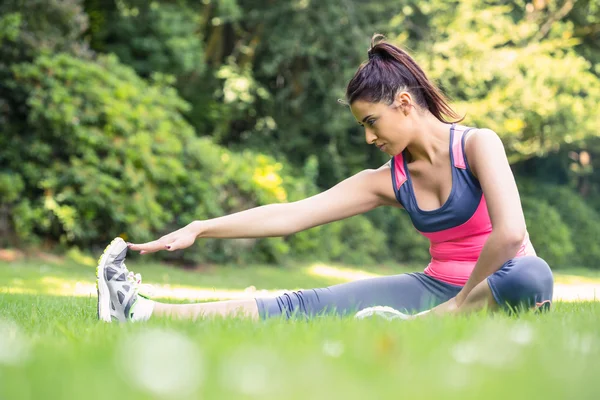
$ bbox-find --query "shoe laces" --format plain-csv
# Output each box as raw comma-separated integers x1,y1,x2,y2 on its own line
126,271,142,286
125,269,155,298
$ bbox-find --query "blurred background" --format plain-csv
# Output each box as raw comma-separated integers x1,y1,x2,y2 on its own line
0,0,599,271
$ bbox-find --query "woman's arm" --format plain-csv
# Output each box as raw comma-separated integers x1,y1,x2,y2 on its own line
129,163,399,253
454,128,527,305
200,166,398,238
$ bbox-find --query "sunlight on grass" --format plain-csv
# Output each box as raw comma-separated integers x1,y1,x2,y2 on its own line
0,286,37,295
554,274,600,285
1,258,600,302
554,283,599,302
1,276,289,301
307,264,380,282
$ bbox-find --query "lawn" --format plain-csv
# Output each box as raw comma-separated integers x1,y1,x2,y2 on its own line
1,255,600,400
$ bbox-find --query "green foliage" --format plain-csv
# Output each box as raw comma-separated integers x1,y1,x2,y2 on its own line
366,207,431,265
245,1,392,185
2,0,600,268
520,181,600,269
520,197,574,268
290,215,388,266
86,0,205,78
0,13,21,44
566,0,600,72
6,53,194,244
2,53,278,262
0,0,90,61
388,0,600,162
4,51,387,265
0,172,24,203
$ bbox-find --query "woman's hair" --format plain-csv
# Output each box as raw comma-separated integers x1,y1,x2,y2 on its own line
345,34,463,123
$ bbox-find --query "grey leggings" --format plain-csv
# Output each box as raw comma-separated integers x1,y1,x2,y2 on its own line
255,256,554,319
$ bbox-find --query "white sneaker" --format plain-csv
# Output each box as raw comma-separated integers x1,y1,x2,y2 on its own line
96,237,153,322
354,306,412,321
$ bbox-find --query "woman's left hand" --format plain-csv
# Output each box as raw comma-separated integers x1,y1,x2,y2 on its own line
429,297,460,315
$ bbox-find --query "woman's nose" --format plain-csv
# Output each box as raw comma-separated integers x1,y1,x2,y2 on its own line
364,128,377,145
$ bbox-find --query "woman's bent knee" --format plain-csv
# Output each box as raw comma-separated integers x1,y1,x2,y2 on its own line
487,256,554,312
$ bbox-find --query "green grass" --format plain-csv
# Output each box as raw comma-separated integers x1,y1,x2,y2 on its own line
1,257,600,399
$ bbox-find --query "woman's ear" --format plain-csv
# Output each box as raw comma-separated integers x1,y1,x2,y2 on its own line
393,91,413,115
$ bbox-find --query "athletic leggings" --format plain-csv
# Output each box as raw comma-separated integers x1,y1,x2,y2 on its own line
255,256,554,319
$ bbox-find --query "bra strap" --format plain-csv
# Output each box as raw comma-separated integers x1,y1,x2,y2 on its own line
392,153,407,188
451,126,474,169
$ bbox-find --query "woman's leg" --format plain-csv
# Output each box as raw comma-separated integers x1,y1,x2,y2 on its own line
451,256,554,315
485,256,554,312
99,238,455,322
146,272,460,321
146,257,553,320
152,299,260,320
255,272,462,319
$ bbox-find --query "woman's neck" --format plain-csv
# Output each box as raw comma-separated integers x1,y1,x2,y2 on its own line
404,115,453,164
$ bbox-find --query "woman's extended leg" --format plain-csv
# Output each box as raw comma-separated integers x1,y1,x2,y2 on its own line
254,272,462,319
150,254,554,321
152,299,260,320
147,272,462,321
98,238,259,322
99,239,551,323
99,238,460,322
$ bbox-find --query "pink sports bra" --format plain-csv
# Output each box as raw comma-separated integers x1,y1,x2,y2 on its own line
390,124,536,286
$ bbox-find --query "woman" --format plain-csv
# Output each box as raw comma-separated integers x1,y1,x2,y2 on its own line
96,35,553,323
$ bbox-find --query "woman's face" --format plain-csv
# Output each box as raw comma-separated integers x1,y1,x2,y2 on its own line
350,94,413,156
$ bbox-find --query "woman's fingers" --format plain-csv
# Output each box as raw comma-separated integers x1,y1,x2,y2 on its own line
129,230,195,253
128,240,167,253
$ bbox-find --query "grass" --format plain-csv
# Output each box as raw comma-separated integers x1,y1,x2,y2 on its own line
1,256,600,399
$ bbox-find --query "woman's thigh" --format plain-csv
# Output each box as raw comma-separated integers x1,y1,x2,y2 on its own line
256,272,462,319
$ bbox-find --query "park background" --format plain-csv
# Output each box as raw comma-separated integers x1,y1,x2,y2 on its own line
1,0,600,271
2,1,600,400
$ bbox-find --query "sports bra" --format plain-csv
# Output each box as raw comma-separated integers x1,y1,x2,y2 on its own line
390,124,536,285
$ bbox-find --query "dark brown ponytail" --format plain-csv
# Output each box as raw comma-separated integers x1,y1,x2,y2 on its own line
346,34,463,123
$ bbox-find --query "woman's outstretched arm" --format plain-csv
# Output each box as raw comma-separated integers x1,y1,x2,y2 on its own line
128,164,398,254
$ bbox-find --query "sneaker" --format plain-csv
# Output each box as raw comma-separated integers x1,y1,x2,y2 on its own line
96,237,150,322
354,306,412,321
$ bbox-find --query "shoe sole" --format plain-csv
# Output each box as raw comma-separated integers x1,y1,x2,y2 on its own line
96,237,127,322
355,306,411,321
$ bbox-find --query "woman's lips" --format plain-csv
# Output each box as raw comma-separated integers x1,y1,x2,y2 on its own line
378,144,386,151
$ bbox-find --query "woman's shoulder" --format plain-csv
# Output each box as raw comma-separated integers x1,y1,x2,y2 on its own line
463,128,504,151
463,128,508,178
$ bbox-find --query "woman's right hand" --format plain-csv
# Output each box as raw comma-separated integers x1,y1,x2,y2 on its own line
128,221,202,254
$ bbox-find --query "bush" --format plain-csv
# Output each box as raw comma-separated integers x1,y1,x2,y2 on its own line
5,51,399,266
0,1,91,64
3,53,305,262
7,53,192,244
520,197,575,268
86,1,205,78
519,181,600,269
366,207,431,266
291,215,389,266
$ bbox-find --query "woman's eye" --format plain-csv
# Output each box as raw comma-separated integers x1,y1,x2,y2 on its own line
367,119,376,126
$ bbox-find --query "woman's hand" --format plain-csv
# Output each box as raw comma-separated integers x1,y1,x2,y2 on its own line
429,297,460,316
128,221,202,254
